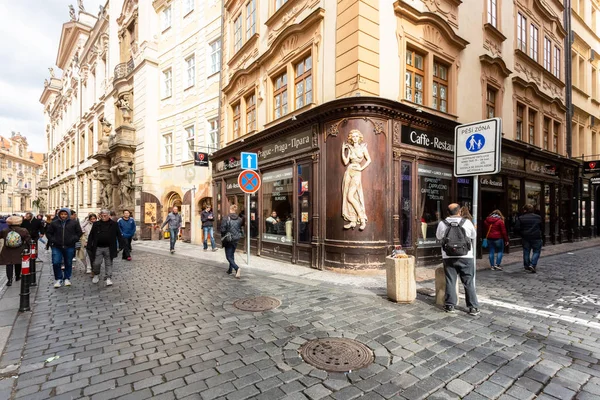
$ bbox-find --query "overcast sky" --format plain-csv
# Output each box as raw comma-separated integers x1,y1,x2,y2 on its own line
0,0,103,153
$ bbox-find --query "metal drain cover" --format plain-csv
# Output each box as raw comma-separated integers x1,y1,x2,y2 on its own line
233,296,281,312
299,338,374,372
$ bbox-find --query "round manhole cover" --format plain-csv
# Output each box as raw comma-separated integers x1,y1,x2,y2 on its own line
299,338,374,372
233,296,281,312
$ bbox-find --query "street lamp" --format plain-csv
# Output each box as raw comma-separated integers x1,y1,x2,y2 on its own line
0,178,7,194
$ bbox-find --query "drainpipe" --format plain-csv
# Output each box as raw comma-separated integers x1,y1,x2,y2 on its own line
564,1,578,240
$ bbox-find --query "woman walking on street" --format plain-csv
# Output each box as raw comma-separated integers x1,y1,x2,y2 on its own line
484,209,509,271
79,213,97,274
0,216,31,287
221,204,244,278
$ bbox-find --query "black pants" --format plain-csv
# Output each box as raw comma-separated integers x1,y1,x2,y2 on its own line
6,264,22,280
224,240,239,273
122,237,133,259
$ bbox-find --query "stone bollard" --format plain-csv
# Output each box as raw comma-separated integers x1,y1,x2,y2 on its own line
435,266,460,306
386,256,416,303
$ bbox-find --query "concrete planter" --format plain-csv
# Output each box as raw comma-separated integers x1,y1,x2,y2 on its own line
385,256,416,303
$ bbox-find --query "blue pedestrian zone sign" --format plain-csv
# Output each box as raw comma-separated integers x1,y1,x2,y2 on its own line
466,134,485,152
454,118,502,177
241,152,258,170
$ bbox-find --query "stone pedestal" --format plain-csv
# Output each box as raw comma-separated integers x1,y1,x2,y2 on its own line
435,266,460,306
386,256,416,303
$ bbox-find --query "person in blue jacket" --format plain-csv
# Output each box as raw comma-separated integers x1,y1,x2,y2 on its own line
117,210,136,261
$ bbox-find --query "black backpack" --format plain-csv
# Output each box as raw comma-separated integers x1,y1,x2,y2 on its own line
441,218,471,256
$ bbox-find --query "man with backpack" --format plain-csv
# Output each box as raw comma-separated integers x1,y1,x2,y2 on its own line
0,216,31,287
435,203,480,315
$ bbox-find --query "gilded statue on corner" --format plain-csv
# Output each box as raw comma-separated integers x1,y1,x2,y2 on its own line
341,129,371,230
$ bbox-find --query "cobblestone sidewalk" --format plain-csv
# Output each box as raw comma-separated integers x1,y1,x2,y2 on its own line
0,246,598,399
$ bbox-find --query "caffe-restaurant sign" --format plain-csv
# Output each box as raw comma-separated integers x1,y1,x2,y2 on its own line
583,160,600,174
216,129,313,172
401,126,454,153
526,160,558,176
480,175,503,188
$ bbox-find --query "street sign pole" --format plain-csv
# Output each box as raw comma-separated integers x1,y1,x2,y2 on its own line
472,178,478,267
246,193,250,266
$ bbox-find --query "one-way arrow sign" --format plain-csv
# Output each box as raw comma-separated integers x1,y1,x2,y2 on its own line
241,152,258,170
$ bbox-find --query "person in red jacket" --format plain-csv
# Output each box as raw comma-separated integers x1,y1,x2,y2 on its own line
484,209,509,271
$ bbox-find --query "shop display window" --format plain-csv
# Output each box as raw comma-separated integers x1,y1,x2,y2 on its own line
262,168,294,244
507,179,521,236
525,181,541,212
544,184,551,236
417,164,452,246
216,182,222,230
298,163,311,243
225,178,254,238
400,161,412,248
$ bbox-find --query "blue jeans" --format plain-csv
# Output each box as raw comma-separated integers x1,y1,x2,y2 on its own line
224,240,239,273
52,246,75,280
169,228,178,250
203,226,216,250
522,238,542,267
488,239,504,266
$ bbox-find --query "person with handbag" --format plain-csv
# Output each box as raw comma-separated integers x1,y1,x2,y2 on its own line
221,204,244,278
483,209,509,271
0,216,31,287
161,206,182,254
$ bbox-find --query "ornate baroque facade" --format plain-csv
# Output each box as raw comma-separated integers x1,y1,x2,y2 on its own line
0,133,46,215
212,0,581,270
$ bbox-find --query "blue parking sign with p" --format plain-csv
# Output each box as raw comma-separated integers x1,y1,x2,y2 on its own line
241,152,258,170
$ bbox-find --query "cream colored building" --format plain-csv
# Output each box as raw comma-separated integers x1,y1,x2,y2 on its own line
41,5,114,218
211,0,581,269
150,0,221,243
571,0,600,159
0,133,46,215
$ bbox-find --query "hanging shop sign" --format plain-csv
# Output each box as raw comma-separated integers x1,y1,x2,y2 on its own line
583,160,600,174
193,152,209,167
591,176,600,185
401,126,454,153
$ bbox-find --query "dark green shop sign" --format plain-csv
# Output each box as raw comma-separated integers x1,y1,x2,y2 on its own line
217,129,313,172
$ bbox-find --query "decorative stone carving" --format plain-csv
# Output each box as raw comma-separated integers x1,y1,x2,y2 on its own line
48,67,55,78
423,26,443,46
393,121,401,145
110,161,134,209
279,35,298,60
92,169,113,208
422,0,459,28
341,129,371,231
325,118,348,142
515,62,541,85
117,94,133,124
101,118,112,137
69,4,76,21
78,0,85,12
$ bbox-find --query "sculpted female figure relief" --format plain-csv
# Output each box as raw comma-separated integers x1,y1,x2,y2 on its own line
341,129,371,231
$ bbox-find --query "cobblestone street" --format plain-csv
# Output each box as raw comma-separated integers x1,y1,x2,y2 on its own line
1,246,599,400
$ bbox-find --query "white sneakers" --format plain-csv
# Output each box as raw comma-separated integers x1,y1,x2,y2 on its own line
86,267,92,274
64,279,71,287
54,279,72,287
54,280,61,288
92,275,99,284
235,268,241,279
106,278,113,286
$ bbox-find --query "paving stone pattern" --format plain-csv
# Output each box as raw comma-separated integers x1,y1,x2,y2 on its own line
1,247,600,399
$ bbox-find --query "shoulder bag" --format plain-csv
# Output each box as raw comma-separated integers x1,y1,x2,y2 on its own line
482,224,493,248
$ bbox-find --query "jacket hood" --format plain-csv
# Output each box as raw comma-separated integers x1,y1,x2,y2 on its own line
58,207,72,218
229,213,240,220
485,215,501,223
